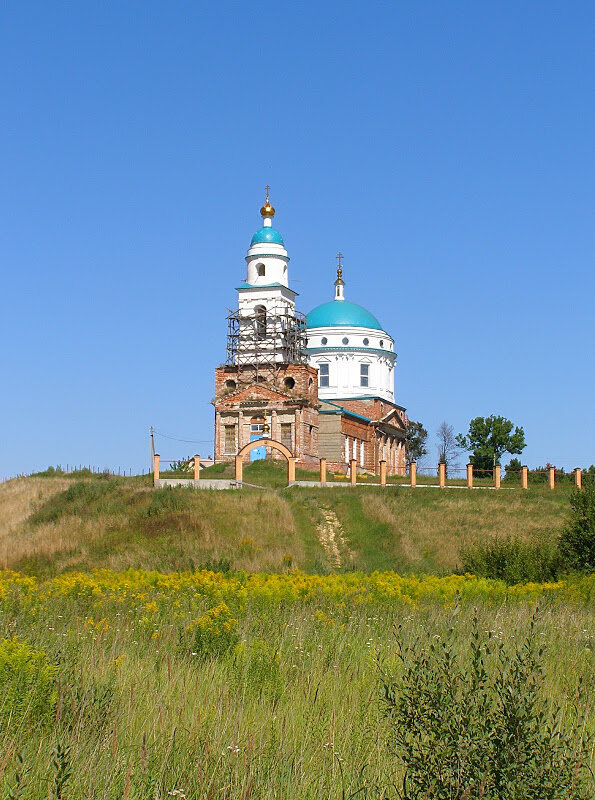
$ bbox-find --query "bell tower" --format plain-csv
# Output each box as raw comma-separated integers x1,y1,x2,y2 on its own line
213,190,319,467
226,189,308,380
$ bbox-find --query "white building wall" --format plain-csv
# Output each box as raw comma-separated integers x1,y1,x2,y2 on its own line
307,324,396,402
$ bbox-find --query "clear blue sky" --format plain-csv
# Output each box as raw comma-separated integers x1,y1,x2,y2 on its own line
1,1,593,476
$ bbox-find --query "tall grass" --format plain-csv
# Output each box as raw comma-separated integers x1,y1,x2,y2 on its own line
0,569,593,798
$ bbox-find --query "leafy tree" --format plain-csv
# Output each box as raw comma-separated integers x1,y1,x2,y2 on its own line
559,482,595,572
405,420,428,466
456,415,526,473
436,421,459,476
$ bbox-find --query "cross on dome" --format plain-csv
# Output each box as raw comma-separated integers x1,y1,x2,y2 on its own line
260,185,275,219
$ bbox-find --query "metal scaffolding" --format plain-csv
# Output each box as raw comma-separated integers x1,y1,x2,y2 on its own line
225,305,307,384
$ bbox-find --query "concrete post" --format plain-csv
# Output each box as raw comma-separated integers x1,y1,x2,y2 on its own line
548,466,555,490
574,467,582,489
153,453,160,484
288,457,297,483
349,459,357,485
466,464,473,489
320,458,327,484
193,454,200,481
379,459,387,487
521,465,528,490
494,465,501,490
235,455,243,484
410,461,417,488
438,462,446,489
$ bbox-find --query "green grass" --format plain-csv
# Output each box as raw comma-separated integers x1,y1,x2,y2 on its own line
3,462,573,577
0,570,592,799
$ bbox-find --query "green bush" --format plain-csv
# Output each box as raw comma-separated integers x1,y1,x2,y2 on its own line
559,483,595,572
144,486,192,517
29,480,117,525
381,610,592,799
0,637,57,728
460,536,562,584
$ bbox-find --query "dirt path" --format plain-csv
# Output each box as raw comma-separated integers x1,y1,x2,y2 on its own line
315,507,353,569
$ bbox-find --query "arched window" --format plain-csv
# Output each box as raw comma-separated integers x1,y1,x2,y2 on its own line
256,263,265,277
254,305,267,339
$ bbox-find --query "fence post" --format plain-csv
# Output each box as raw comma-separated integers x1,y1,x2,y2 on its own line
574,467,582,489
379,460,387,487
349,459,357,485
521,465,528,490
235,455,243,484
194,454,201,481
466,464,473,489
494,465,501,490
438,462,446,489
288,457,296,483
153,453,160,485
319,458,327,484
410,461,417,488
548,466,555,490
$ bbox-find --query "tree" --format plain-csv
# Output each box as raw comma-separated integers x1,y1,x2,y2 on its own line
405,420,428,466
558,482,595,572
436,421,459,476
456,415,526,473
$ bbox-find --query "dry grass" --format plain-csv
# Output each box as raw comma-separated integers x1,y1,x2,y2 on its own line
360,488,569,571
0,477,70,567
0,473,572,576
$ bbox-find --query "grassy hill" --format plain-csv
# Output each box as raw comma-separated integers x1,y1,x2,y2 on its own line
1,460,572,577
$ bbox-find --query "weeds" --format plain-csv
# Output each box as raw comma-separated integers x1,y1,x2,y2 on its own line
380,607,592,799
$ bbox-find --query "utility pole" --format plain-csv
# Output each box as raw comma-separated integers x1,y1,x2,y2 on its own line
150,426,155,472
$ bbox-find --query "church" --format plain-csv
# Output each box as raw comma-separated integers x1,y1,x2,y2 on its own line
213,191,407,475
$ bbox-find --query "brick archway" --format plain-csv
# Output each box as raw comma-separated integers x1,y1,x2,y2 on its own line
235,438,296,485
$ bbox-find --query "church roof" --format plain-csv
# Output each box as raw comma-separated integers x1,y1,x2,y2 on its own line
251,226,284,246
306,300,382,330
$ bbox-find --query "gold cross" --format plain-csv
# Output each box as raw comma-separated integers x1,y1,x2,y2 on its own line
336,252,343,267
336,252,343,280
265,185,271,202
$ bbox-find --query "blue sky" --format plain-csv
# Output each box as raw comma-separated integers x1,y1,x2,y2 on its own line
1,1,593,476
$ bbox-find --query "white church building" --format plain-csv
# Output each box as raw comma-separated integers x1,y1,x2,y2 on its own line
213,191,407,474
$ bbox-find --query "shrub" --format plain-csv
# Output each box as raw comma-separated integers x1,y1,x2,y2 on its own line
559,483,595,572
0,637,57,728
460,536,562,584
29,480,116,525
144,486,192,517
185,603,239,659
381,609,592,799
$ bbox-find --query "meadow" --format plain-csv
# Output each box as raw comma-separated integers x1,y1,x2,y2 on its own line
0,473,593,798
0,568,593,798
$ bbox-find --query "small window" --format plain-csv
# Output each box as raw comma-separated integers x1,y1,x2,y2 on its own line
256,263,265,277
319,363,329,387
308,377,313,386
360,363,369,387
363,338,369,345
379,340,384,347
342,337,349,345
321,337,328,345
224,425,236,454
225,379,236,390
250,416,264,433
280,423,292,448
284,376,295,390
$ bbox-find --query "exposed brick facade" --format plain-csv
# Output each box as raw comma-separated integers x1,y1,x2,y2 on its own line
214,368,407,475
213,364,319,466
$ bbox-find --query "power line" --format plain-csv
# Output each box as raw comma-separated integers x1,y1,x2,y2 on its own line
152,428,212,445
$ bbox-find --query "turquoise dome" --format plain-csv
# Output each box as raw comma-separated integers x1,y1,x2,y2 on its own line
306,300,382,330
251,227,284,246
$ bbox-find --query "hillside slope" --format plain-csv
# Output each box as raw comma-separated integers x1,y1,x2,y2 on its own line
0,461,571,576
